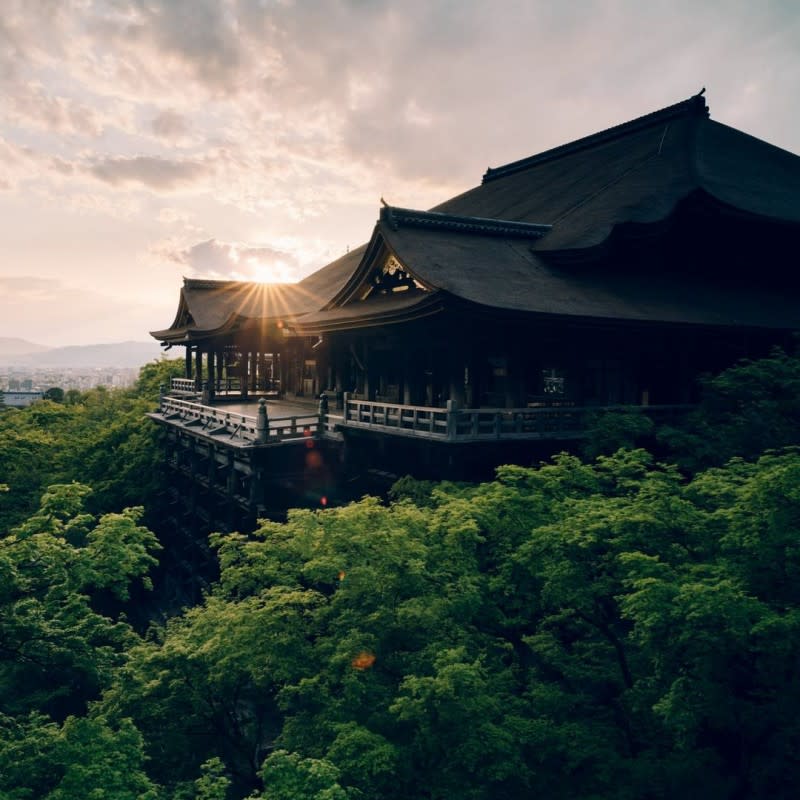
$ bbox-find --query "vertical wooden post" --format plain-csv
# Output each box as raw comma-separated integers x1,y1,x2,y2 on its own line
319,393,329,435
185,346,193,379
208,444,216,482
257,398,269,443
207,350,216,401
250,351,258,393
249,464,262,506
343,392,350,422
195,346,203,391
227,455,237,498
237,349,246,398
446,399,457,440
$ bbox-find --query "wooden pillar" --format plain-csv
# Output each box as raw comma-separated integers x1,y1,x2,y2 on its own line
249,463,263,506
207,350,216,401
227,455,237,497
363,341,372,401
402,358,412,404
250,351,258,393
185,346,193,379
208,444,216,483
280,349,289,397
240,350,249,399
195,346,203,391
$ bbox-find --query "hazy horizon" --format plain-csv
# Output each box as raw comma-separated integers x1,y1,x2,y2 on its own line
2,1,799,347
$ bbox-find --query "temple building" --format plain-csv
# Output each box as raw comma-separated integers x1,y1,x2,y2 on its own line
150,92,800,527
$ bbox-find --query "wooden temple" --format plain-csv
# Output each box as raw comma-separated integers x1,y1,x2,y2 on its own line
150,92,800,528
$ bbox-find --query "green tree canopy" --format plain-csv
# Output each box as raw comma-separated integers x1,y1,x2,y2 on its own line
100,449,800,799
0,483,161,799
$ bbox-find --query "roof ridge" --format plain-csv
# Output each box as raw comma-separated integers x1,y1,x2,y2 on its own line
380,205,551,238
183,277,244,289
183,277,293,290
482,92,709,184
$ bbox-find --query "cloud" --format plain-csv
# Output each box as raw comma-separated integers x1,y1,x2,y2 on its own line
0,137,50,190
156,237,301,282
87,155,212,190
0,276,171,347
1,3,800,331
2,0,794,220
5,81,105,136
151,109,191,141
157,206,194,225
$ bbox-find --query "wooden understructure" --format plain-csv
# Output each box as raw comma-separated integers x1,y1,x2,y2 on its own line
151,92,800,528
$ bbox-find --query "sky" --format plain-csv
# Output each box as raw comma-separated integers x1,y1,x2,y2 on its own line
1,0,799,347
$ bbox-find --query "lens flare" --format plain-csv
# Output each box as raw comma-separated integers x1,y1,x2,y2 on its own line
351,651,376,670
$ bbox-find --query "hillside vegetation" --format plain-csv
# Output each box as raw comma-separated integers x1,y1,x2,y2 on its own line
1,351,799,799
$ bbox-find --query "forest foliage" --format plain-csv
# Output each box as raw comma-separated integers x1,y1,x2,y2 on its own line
1,352,799,799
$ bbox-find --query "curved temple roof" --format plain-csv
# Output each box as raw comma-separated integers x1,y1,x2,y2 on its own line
152,92,800,344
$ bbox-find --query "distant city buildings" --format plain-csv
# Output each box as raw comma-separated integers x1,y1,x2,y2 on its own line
1,390,44,408
0,365,140,400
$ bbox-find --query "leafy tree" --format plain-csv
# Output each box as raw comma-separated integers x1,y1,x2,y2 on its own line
255,750,350,800
581,407,655,459
659,346,800,471
0,712,158,800
194,757,231,800
0,357,182,531
0,484,160,718
0,484,162,799
102,449,800,799
44,387,65,402
134,358,186,401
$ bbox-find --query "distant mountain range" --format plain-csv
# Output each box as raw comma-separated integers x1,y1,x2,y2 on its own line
0,338,165,368
0,337,52,357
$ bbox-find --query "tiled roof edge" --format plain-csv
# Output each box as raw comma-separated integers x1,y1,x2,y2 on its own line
380,205,551,238
482,92,709,184
182,277,294,290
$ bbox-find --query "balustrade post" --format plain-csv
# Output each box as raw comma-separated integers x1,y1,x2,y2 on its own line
257,398,269,444
446,399,457,440
318,393,329,434
227,456,237,497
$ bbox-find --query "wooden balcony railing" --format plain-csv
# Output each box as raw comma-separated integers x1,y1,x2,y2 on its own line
169,376,284,397
158,396,322,445
341,395,693,442
170,377,198,395
156,394,692,447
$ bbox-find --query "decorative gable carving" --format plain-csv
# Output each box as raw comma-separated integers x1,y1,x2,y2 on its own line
357,254,428,301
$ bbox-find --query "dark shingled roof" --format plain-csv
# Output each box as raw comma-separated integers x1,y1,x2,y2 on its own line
296,223,799,332
152,93,800,342
151,247,362,341
435,93,800,252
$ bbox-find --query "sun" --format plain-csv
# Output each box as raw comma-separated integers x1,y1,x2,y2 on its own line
251,262,275,284
247,258,299,284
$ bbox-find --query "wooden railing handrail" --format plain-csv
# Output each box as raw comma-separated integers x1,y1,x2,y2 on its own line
341,398,694,441
159,395,694,446
170,377,197,391
345,397,445,414
159,396,323,444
